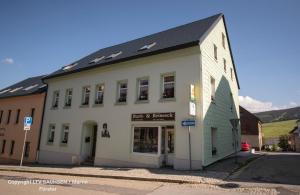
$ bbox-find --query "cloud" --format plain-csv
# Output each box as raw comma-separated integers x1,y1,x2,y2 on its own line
1,58,14,65
239,96,299,113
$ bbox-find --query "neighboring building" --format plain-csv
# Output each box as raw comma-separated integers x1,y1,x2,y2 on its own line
240,106,263,150
0,76,47,163
289,119,300,152
38,13,240,170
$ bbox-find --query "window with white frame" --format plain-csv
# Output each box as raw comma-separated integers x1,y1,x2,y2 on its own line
214,44,218,60
222,33,226,49
52,91,59,108
162,73,175,99
137,78,149,101
211,77,216,102
230,68,233,80
95,84,104,105
82,86,90,105
61,124,69,144
48,124,55,144
117,81,127,103
133,127,158,154
211,127,217,156
223,58,227,73
64,88,73,107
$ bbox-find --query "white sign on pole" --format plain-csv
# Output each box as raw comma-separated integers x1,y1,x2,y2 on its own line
189,101,196,116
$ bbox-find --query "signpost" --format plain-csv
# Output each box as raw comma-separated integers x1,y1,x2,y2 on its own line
20,117,32,166
182,119,195,170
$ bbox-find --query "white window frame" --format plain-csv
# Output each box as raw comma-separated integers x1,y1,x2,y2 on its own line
223,58,227,73
82,86,91,106
222,33,226,49
211,77,216,102
61,124,69,145
95,83,104,105
116,80,128,103
161,72,175,100
47,124,55,144
213,44,218,60
64,88,73,107
137,77,149,102
52,91,59,109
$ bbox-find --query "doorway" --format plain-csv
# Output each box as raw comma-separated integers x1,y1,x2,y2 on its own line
81,121,98,164
162,125,174,166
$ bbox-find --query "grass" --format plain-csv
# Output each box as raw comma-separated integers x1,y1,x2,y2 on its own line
262,119,298,138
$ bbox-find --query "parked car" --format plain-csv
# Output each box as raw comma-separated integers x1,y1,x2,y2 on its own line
241,142,251,151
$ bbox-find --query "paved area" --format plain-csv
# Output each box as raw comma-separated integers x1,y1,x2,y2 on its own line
0,170,277,195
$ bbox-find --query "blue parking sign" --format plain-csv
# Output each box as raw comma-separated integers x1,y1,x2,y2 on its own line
24,117,32,126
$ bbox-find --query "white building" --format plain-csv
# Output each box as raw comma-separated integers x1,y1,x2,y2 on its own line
38,13,240,170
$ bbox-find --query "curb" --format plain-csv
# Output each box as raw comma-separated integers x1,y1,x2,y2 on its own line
0,168,203,185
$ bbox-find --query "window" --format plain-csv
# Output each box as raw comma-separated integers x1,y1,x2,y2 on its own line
89,56,105,64
15,109,20,124
161,73,175,99
117,81,127,103
230,68,233,80
137,78,149,101
31,108,35,124
133,127,158,154
223,58,227,73
1,140,6,154
105,51,122,60
138,42,157,51
24,84,38,91
7,110,11,124
222,33,226,49
82,86,90,106
214,44,218,60
61,124,69,144
52,91,59,108
62,63,78,71
211,128,217,156
95,84,104,105
211,77,216,102
65,88,73,107
0,110,3,124
10,140,15,155
24,142,30,157
48,124,55,144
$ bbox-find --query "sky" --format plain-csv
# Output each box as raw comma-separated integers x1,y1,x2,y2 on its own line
0,0,299,113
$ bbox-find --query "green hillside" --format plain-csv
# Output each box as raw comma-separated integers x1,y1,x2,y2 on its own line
262,119,298,138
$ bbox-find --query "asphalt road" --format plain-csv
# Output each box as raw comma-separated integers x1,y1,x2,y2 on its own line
0,171,272,195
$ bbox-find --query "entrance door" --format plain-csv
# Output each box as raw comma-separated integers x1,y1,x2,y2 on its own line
91,125,97,158
165,127,174,166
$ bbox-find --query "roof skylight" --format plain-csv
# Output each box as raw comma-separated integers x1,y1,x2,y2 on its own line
24,84,39,91
0,89,11,94
62,63,78,71
10,87,23,93
89,56,105,64
105,51,122,60
138,42,157,51
39,84,47,89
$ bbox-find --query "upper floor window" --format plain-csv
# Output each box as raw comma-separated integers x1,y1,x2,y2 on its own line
48,124,55,144
10,140,15,155
223,58,227,73
52,91,59,109
95,84,104,105
65,88,73,107
31,108,35,124
230,68,233,80
0,110,3,124
214,44,218,60
61,124,69,145
82,86,90,106
211,77,216,102
7,110,11,124
137,78,149,101
222,33,226,49
1,139,6,154
15,109,20,124
161,73,175,99
117,81,128,103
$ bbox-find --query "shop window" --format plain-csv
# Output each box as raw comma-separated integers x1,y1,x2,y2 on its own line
95,84,104,105
117,81,127,103
133,127,158,154
82,86,91,106
65,88,73,107
61,124,69,145
48,124,55,144
52,90,59,108
137,78,149,101
161,73,175,99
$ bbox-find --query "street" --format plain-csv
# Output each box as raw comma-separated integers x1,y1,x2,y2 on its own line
0,170,275,195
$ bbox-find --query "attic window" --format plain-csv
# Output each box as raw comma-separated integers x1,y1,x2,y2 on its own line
10,87,23,93
89,56,105,64
138,42,156,51
105,51,122,60
0,89,11,94
24,84,39,91
62,63,78,71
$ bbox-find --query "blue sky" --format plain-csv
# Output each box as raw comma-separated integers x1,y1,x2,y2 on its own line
0,0,299,112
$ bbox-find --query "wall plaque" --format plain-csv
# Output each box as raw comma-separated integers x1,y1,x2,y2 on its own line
131,112,175,121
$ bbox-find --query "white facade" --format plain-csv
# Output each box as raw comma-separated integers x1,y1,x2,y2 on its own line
38,18,240,170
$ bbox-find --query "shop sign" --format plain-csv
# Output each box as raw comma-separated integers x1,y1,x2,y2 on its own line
132,112,175,121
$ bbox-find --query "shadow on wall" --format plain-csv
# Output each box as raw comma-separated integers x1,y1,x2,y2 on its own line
203,75,240,166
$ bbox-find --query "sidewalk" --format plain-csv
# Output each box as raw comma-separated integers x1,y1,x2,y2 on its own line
0,151,262,185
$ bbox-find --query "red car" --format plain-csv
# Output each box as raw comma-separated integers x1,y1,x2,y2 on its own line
241,142,251,151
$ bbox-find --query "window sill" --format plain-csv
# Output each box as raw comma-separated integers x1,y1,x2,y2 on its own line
80,104,89,108
135,100,149,104
159,97,176,102
132,152,159,157
115,102,127,106
93,104,104,107
63,106,71,109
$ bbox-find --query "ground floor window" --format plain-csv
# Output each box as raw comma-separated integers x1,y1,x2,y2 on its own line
1,140,6,154
133,127,158,154
10,140,15,155
61,124,69,144
24,142,30,158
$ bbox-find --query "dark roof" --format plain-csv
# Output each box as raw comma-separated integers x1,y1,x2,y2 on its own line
0,75,47,99
240,106,262,123
44,13,240,89
289,126,298,134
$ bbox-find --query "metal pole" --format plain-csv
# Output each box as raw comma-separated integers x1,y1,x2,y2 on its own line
20,130,28,166
188,126,192,170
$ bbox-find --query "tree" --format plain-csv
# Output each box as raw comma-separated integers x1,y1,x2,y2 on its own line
278,135,289,151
